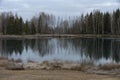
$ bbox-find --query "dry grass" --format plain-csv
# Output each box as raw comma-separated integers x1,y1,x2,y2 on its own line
99,64,120,70
69,66,82,71
0,59,120,80
0,57,7,60
13,59,22,63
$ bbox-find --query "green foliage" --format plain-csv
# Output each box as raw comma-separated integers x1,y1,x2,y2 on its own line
30,21,36,34
103,13,111,34
23,21,30,35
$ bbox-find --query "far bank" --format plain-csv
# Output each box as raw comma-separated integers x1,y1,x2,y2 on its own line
0,34,120,39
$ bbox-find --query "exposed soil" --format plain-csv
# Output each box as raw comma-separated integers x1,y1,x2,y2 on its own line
0,69,120,80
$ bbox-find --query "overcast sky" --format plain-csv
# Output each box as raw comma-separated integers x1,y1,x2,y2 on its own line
0,0,120,20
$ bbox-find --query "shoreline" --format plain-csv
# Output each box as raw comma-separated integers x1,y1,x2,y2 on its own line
0,34,120,39
0,58,120,76
0,58,120,80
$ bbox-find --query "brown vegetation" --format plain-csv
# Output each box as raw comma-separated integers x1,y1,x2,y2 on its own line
99,64,120,70
0,58,120,80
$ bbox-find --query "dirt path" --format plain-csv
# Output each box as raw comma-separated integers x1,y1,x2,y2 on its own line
0,70,119,80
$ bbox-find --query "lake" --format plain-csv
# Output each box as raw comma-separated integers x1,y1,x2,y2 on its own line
0,37,120,65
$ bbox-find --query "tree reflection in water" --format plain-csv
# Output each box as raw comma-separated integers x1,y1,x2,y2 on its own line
0,38,120,64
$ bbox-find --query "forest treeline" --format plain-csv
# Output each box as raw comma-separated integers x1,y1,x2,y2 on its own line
0,9,120,35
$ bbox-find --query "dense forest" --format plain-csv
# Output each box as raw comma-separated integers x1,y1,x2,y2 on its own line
0,9,120,35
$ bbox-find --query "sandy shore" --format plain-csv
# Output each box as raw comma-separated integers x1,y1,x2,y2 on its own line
0,58,120,80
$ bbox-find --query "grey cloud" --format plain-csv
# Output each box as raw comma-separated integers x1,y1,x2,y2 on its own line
0,0,119,20
118,0,120,2
0,0,2,4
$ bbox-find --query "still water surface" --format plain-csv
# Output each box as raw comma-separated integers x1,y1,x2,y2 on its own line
0,38,120,65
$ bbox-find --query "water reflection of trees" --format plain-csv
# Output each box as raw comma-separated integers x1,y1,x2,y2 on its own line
0,38,53,57
0,38,120,63
56,38,120,62
65,38,120,63
1,40,23,56
26,39,53,57
15,38,53,57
